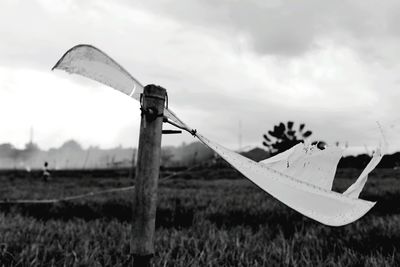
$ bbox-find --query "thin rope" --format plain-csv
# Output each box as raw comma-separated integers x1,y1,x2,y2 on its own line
0,159,213,204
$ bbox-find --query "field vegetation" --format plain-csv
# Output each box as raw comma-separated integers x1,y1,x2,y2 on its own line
0,167,399,266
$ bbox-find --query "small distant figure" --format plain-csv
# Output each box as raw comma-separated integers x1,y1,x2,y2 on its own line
42,161,51,182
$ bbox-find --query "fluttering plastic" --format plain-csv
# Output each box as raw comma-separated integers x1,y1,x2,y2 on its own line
53,45,144,99
196,134,377,226
343,146,384,198
53,44,384,226
260,143,343,190
53,45,190,131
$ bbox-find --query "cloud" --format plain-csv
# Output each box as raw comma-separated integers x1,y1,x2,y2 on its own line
1,0,400,154
125,0,400,60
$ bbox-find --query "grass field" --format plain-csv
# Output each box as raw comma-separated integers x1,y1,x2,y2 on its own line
0,168,399,266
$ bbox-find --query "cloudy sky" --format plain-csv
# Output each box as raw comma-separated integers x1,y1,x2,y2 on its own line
1,0,400,154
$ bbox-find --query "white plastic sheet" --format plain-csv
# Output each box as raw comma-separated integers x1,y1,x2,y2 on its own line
344,146,384,198
53,44,144,100
53,44,383,226
260,143,343,190
196,134,375,226
52,45,189,131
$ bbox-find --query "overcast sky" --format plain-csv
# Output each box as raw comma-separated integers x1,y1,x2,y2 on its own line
1,0,400,154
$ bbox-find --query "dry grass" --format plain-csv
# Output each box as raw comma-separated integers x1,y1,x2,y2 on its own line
0,168,399,266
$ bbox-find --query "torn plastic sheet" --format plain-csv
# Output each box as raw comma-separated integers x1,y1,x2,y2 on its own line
53,44,382,226
52,44,190,131
196,133,376,226
260,143,343,190
53,44,144,100
344,145,385,198
260,137,386,198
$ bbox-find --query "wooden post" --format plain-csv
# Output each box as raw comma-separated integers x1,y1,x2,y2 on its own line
131,85,166,267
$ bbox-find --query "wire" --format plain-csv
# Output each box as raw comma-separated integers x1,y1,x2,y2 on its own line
0,159,214,204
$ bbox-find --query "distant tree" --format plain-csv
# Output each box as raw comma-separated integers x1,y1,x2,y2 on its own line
311,140,327,150
262,121,313,155
0,143,15,158
60,139,83,151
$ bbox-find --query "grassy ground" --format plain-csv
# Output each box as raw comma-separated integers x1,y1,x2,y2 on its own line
0,168,399,266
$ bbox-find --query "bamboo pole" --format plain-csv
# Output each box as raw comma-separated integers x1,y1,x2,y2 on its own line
131,84,166,267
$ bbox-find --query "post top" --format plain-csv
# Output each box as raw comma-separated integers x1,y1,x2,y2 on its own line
144,84,166,98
